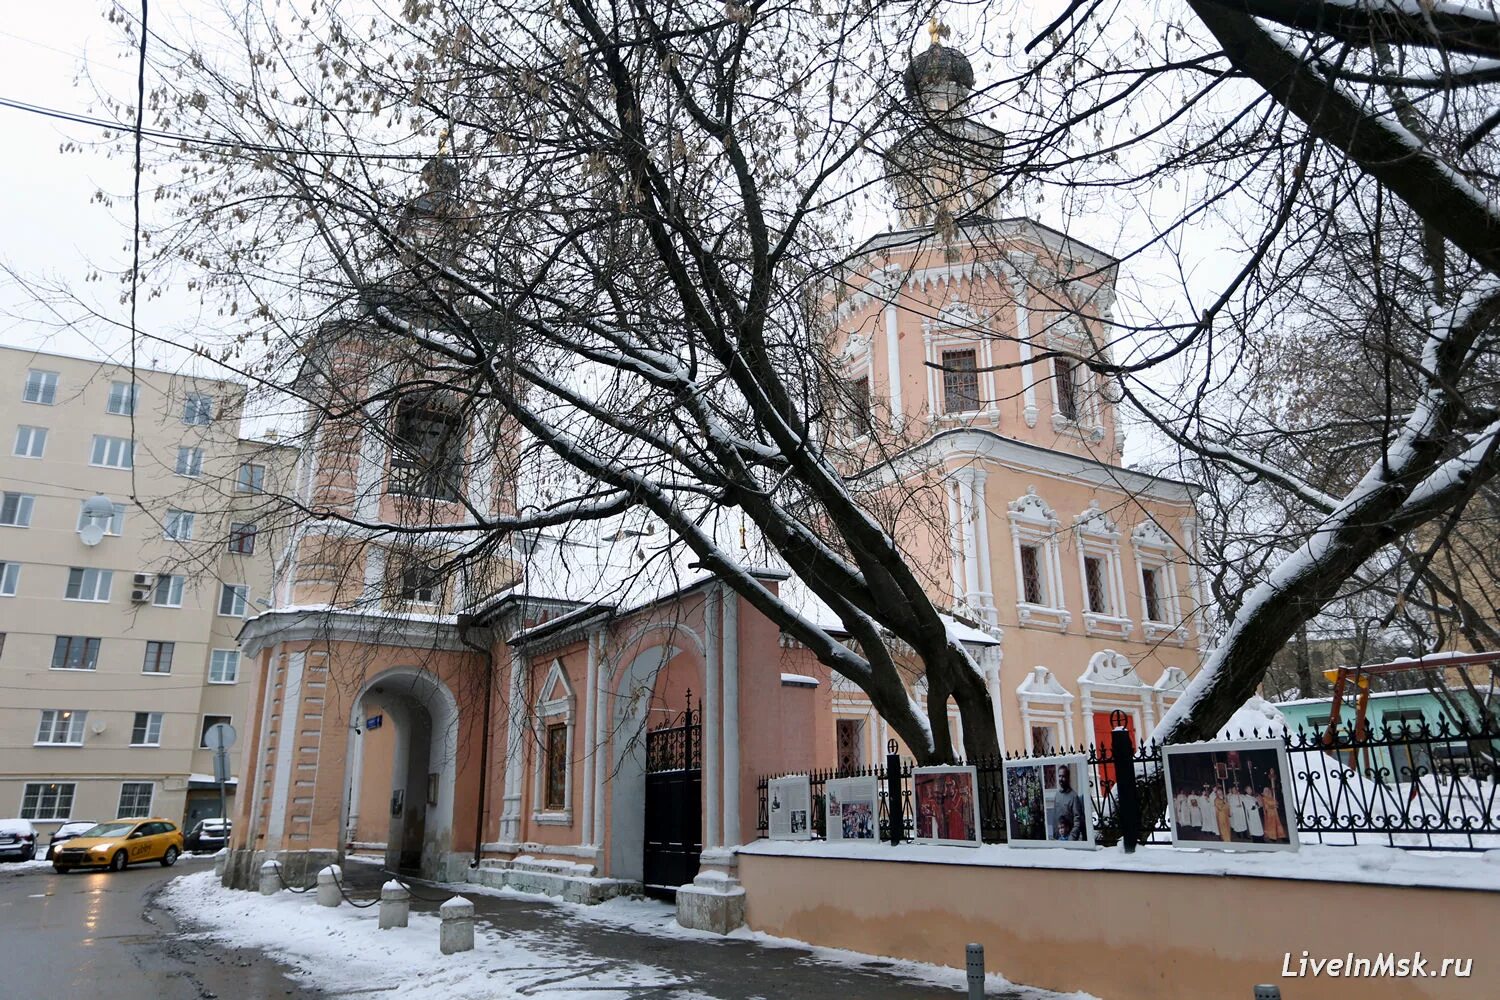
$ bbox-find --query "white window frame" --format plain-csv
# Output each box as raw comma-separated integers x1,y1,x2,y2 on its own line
36,709,87,746
65,567,113,603
530,659,576,824
19,781,75,820
1007,488,1070,631
1079,649,1156,738
208,648,240,684
199,715,233,748
1045,322,1107,442
163,509,195,541
90,434,135,469
183,392,214,425
175,446,204,477
922,303,998,421
0,492,35,527
107,381,138,416
130,712,164,746
1073,503,1132,639
1016,666,1076,751
23,369,58,405
153,573,185,608
227,521,257,555
13,424,47,458
218,583,248,617
117,781,154,817
76,500,125,536
0,561,19,596
1132,520,1188,645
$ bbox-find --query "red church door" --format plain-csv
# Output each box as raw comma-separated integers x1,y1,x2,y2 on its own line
1092,711,1136,793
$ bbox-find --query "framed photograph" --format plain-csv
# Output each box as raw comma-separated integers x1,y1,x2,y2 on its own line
1003,754,1096,849
1164,738,1299,852
825,776,879,841
768,774,813,841
912,765,982,846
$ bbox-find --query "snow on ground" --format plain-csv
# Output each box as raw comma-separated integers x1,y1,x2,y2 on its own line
2,859,53,875
159,870,716,1000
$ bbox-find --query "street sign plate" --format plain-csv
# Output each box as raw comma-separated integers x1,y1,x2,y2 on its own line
205,722,238,750
365,714,383,731
213,750,231,784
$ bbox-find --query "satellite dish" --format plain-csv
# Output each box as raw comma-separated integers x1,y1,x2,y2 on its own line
79,494,115,546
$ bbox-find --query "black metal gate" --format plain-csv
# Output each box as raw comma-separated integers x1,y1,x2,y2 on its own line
642,701,702,900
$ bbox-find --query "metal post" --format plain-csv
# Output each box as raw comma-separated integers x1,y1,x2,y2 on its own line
886,740,904,845
214,746,230,827
1253,986,1282,1000
966,943,985,1000
1109,710,1140,854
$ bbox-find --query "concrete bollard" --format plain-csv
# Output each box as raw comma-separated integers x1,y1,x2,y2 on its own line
1253,988,1282,1000
379,880,410,930
966,943,985,1000
258,860,281,896
316,865,342,908
439,896,475,954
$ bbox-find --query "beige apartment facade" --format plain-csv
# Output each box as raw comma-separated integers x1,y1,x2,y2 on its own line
0,345,291,840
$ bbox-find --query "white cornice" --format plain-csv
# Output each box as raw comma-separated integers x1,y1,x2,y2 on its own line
238,607,478,658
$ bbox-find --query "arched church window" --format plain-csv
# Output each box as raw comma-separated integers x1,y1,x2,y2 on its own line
389,398,464,501
941,348,980,413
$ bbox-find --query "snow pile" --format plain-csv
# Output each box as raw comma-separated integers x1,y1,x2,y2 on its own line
1215,695,1291,738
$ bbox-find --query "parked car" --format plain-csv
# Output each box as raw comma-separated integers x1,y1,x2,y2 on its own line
51,818,183,873
184,818,231,854
45,821,100,861
0,819,37,862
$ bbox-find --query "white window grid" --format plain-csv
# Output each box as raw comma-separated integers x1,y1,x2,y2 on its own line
0,561,19,596
107,381,139,415
1074,505,1132,639
1,493,35,527
218,583,248,617
65,567,113,602
90,434,135,469
23,369,58,405
117,782,154,817
13,425,46,458
19,782,75,820
183,392,214,425
153,574,185,607
36,709,87,746
76,500,125,535
1007,489,1070,632
175,446,204,477
163,509,195,541
131,712,163,746
209,649,240,684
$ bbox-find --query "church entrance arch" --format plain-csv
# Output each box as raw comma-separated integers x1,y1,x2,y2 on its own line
343,667,459,879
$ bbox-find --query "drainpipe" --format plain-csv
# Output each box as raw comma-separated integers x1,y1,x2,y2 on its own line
456,613,494,869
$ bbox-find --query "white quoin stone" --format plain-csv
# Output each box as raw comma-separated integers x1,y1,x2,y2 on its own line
258,860,282,896
316,865,342,908
379,881,411,930
439,895,475,954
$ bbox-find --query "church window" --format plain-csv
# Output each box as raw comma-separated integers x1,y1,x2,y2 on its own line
390,400,464,501
941,349,980,413
1054,357,1080,420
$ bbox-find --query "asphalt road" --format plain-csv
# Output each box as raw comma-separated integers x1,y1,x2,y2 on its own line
0,858,320,1000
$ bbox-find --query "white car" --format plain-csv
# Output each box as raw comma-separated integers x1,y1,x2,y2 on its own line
0,818,38,862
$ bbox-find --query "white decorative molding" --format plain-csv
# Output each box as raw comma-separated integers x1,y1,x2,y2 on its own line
530,658,578,826
1131,519,1186,646
1074,503,1133,640
1078,649,1154,738
1007,488,1069,632
1017,665,1076,751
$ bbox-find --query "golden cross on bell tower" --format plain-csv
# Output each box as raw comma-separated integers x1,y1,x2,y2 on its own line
928,16,945,47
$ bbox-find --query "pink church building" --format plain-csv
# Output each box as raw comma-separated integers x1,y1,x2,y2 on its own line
223,33,1202,916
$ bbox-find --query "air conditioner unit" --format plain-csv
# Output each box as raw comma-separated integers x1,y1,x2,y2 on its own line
132,572,153,587
131,572,154,603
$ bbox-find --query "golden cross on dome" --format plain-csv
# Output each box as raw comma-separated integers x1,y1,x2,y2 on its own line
928,16,945,47
437,127,450,153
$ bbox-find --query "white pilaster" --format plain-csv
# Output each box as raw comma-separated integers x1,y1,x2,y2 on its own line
580,630,598,846
498,649,527,845
883,267,905,429
704,587,722,850
721,585,741,844
266,650,307,850
353,401,389,519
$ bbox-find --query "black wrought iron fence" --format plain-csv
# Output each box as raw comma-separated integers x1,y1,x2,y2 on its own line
756,716,1500,852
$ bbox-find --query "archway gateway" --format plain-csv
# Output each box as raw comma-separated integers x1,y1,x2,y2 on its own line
642,698,703,899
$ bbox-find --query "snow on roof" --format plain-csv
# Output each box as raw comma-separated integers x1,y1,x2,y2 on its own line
1216,695,1291,738
1274,688,1443,709
780,673,820,687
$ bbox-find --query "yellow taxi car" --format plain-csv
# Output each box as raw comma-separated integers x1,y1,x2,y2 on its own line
51,817,184,873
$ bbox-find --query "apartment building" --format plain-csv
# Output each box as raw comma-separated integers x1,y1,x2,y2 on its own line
0,345,292,839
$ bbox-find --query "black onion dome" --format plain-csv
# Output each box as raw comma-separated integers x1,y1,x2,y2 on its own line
421,155,461,195
902,43,975,99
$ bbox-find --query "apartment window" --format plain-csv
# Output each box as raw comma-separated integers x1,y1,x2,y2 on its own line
399,563,440,604
1054,357,1080,420
1083,556,1110,614
76,499,125,536
1019,544,1046,605
227,522,257,555
23,369,58,405
36,709,87,746
90,434,135,469
236,462,265,494
209,649,240,684
200,715,232,748
218,583,248,617
130,712,163,746
544,722,569,810
142,640,175,674
51,636,101,671
163,509,195,541
183,392,214,425
0,561,19,596
175,446,204,477
153,574,185,607
117,782,154,818
0,492,35,527
13,425,47,458
389,400,464,501
1141,566,1164,622
65,567,113,602
107,381,138,415
941,349,981,414
19,782,74,820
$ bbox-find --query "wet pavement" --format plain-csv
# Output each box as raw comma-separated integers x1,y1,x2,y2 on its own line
0,857,323,999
